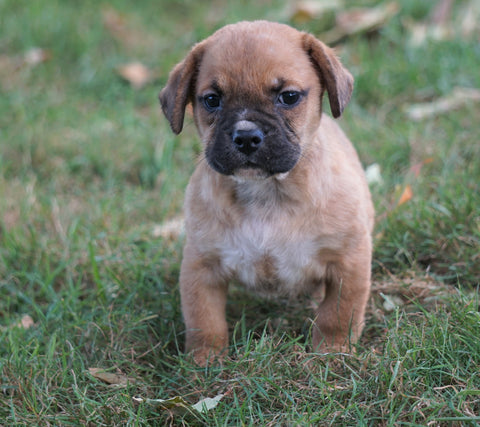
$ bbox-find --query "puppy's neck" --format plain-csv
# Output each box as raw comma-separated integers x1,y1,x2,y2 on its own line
228,170,298,208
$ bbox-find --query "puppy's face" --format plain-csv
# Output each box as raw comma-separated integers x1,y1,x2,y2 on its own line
160,21,353,180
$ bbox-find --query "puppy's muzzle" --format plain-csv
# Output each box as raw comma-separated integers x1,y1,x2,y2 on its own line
232,120,264,156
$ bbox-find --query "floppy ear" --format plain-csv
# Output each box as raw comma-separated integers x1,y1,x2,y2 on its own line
159,41,206,134
302,34,354,118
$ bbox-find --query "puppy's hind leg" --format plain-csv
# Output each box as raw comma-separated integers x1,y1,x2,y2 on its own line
179,245,229,366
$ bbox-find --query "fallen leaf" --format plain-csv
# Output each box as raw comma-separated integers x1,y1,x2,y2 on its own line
405,0,480,46
116,62,154,89
459,0,480,38
0,314,36,331
5,314,36,330
0,48,51,90
321,2,399,43
380,293,404,312
365,163,383,185
430,0,454,26
132,395,189,410
19,314,35,329
409,158,434,178
152,216,184,240
88,368,135,386
24,48,52,66
191,394,225,413
404,17,453,46
397,185,413,206
288,0,342,24
102,7,132,46
133,394,224,415
102,7,155,51
405,87,480,121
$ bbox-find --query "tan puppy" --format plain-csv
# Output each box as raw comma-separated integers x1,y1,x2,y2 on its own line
159,21,374,365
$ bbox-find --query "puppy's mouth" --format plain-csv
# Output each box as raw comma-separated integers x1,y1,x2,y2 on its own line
237,159,278,179
244,160,262,170
212,157,295,180
205,116,301,179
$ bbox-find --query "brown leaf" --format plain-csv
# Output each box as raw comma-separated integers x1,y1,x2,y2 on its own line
0,48,51,90
88,368,135,386
151,216,184,240
102,7,130,43
405,87,480,121
430,0,454,26
19,314,35,329
405,0,480,46
133,394,224,414
322,2,399,43
116,62,154,89
409,158,434,178
24,48,52,66
397,185,413,206
102,7,154,51
459,0,480,39
288,0,341,24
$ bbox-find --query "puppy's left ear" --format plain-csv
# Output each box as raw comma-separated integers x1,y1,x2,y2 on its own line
159,41,207,134
302,34,354,118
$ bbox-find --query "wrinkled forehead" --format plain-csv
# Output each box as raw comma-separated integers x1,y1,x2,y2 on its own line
196,27,316,96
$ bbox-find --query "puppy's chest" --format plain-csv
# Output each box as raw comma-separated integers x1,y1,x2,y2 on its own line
217,219,324,295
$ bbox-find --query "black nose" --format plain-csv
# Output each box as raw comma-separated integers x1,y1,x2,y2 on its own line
232,128,264,155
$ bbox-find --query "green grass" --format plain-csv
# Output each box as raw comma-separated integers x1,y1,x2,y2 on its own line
1,0,479,424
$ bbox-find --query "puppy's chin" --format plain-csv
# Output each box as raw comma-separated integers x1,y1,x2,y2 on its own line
230,167,290,183
231,167,270,182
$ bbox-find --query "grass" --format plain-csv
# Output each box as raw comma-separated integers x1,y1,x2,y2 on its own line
1,0,479,425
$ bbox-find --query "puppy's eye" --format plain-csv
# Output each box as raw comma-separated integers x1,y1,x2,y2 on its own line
278,91,301,107
203,94,221,111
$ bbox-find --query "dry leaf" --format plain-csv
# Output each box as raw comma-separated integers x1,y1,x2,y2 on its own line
24,48,52,66
88,368,135,386
1,314,36,331
0,48,51,89
288,0,342,24
7,314,36,330
397,185,413,206
405,87,480,121
152,216,184,240
380,293,404,312
404,0,454,47
133,394,224,415
191,395,225,413
322,2,399,43
405,0,480,46
19,314,35,329
459,1,480,38
404,17,453,46
102,7,155,51
365,163,383,185
116,62,154,89
430,0,454,26
102,7,134,47
409,158,434,178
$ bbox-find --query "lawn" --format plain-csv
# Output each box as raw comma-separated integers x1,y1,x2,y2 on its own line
1,0,479,425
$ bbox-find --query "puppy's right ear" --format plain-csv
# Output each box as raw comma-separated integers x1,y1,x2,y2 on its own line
159,42,206,134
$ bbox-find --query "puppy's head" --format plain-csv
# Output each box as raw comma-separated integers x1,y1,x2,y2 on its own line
159,21,353,180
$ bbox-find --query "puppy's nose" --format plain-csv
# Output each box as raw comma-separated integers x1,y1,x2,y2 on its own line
232,127,264,155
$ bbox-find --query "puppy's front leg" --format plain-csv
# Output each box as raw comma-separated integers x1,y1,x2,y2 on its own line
312,256,371,352
179,245,228,365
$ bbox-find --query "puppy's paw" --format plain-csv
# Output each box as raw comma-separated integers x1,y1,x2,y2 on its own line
188,347,226,367
311,335,356,355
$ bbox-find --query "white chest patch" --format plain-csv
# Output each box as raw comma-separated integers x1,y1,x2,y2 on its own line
218,217,325,296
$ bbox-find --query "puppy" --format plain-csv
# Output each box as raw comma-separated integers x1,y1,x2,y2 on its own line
159,21,374,365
